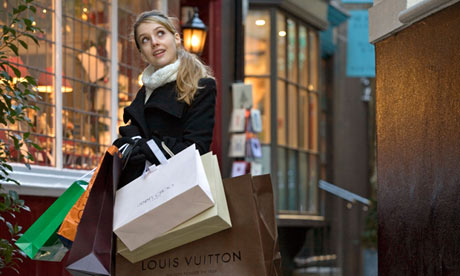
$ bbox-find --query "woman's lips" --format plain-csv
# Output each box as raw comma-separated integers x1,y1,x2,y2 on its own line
153,49,165,57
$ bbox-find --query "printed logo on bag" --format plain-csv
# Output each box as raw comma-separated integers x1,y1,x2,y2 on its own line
141,251,242,271
137,183,175,207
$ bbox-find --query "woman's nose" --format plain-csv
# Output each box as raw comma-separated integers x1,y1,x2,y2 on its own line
150,35,158,47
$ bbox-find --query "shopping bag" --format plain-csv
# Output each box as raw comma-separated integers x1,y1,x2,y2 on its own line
66,148,121,276
252,174,282,276
113,143,214,251
117,152,232,263
115,174,282,276
58,146,118,243
14,180,88,261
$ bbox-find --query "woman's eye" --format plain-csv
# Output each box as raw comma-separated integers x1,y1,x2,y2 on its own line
158,30,164,37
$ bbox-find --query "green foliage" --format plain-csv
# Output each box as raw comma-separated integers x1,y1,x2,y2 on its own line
0,0,43,273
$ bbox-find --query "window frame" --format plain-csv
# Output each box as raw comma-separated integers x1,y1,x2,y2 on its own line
245,7,322,216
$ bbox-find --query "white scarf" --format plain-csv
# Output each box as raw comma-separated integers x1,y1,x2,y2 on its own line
142,59,180,103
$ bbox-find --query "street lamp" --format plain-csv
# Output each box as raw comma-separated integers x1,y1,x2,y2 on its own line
182,8,207,56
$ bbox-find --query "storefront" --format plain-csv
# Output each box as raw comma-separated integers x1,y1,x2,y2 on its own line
239,1,330,274
1,0,222,274
1,0,364,275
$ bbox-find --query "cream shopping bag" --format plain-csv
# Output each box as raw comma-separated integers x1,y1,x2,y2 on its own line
113,143,214,251
117,152,231,263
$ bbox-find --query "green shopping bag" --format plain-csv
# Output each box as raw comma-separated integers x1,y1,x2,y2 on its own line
15,180,88,261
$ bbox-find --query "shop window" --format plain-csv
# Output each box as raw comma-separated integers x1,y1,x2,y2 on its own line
245,10,271,145
308,30,319,91
117,0,156,127
287,149,298,210
277,12,286,78
287,19,297,83
61,0,112,169
1,0,163,171
299,26,309,88
287,84,298,148
244,77,271,143
299,152,308,212
309,154,318,212
277,80,286,146
277,147,287,210
1,0,56,167
299,88,309,150
245,10,270,76
309,93,318,152
244,9,322,215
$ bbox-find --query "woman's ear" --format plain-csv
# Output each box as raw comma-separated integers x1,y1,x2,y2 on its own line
175,33,181,47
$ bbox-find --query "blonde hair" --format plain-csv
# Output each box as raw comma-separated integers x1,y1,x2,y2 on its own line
133,10,214,105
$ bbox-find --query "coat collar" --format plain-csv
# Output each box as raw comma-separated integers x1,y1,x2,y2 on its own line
123,83,186,137
144,82,186,119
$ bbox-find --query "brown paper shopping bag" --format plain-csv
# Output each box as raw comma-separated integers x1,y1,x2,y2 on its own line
115,174,282,276
66,148,121,276
58,145,119,242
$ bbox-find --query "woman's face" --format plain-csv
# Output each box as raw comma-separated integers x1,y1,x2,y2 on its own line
136,21,181,70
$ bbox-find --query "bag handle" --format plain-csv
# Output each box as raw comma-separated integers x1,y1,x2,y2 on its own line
146,139,168,165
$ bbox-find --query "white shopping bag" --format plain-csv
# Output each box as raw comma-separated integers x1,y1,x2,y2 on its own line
113,143,214,251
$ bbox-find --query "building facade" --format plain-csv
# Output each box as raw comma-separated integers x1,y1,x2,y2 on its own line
1,0,373,275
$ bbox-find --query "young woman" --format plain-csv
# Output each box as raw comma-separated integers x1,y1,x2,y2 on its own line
114,10,216,188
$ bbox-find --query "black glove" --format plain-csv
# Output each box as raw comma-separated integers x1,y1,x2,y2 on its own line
128,138,158,165
113,125,141,148
119,125,141,138
112,136,135,148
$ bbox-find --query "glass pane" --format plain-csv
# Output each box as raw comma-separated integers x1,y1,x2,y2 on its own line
2,3,56,167
287,149,297,210
277,147,287,210
309,93,318,152
244,78,271,143
288,84,298,148
277,80,286,146
245,10,270,75
299,89,309,150
118,1,158,128
277,12,286,78
287,19,297,82
62,0,112,169
261,145,271,175
299,152,308,212
299,26,308,88
308,30,319,91
308,154,318,213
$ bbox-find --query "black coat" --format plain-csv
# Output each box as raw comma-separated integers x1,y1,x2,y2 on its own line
119,77,217,187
